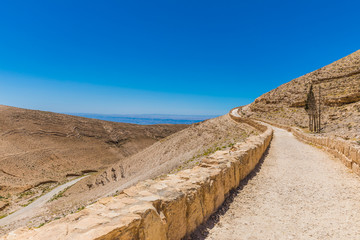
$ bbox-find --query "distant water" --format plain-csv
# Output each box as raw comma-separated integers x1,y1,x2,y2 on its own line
67,113,218,125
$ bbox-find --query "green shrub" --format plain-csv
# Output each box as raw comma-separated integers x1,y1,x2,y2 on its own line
36,222,45,228
48,187,70,202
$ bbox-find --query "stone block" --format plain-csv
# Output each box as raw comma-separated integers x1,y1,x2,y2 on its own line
322,138,327,146
352,162,360,176
350,147,358,164
341,155,352,169
222,161,237,195
94,214,142,240
183,184,204,234
228,157,241,186
344,145,350,157
138,207,167,240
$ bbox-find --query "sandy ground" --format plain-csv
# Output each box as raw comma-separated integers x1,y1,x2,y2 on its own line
191,126,360,240
0,176,87,227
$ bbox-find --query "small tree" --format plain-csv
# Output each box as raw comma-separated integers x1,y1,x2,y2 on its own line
318,85,321,132
305,84,319,132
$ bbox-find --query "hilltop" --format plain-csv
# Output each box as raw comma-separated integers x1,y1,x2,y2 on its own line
244,49,360,141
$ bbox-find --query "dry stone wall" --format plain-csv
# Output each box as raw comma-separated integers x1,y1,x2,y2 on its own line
1,110,273,240
291,128,360,175
248,108,360,177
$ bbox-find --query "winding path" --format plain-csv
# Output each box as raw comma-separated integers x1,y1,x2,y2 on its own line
199,125,360,239
0,176,87,227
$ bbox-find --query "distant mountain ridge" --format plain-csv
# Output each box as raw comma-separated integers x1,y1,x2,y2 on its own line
66,113,218,125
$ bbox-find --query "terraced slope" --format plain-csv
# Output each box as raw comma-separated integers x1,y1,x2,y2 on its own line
246,49,360,140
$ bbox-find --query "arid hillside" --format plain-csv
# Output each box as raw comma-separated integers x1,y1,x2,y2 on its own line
0,105,187,197
245,49,360,140
0,114,258,234
68,114,256,199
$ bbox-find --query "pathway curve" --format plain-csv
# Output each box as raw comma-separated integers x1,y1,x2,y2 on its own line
0,176,87,227
198,126,360,240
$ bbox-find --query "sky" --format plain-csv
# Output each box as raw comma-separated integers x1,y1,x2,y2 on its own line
0,0,359,115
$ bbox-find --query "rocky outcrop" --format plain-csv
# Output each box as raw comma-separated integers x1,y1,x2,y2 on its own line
0,109,273,240
246,49,360,140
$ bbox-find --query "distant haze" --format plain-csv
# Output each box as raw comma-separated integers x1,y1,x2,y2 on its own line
67,113,218,125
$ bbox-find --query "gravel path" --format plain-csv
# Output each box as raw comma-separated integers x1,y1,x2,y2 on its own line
0,176,87,227
231,108,241,117
197,126,360,240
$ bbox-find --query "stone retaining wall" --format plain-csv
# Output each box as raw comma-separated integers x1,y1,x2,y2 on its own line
253,118,292,132
1,110,273,240
242,105,360,177
291,128,360,176
229,107,267,132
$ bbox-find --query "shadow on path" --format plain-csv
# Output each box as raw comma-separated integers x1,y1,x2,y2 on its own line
185,143,272,240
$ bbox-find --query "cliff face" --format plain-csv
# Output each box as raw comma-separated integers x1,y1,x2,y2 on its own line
246,50,360,140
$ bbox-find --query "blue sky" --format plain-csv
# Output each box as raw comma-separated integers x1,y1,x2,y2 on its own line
0,0,359,115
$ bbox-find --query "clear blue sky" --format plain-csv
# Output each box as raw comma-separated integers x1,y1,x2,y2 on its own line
0,0,359,115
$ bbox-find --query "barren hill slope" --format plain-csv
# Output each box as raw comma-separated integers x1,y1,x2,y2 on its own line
0,114,257,233
245,49,360,140
70,114,256,198
0,105,187,197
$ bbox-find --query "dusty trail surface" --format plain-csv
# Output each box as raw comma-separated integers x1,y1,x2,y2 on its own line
201,126,360,240
0,176,87,227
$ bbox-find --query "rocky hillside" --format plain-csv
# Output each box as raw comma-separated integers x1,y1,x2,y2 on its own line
0,105,187,197
69,114,256,198
245,49,360,141
0,114,257,234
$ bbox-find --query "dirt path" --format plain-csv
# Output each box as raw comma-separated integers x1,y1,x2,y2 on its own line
0,176,87,227
194,126,360,240
231,108,241,117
